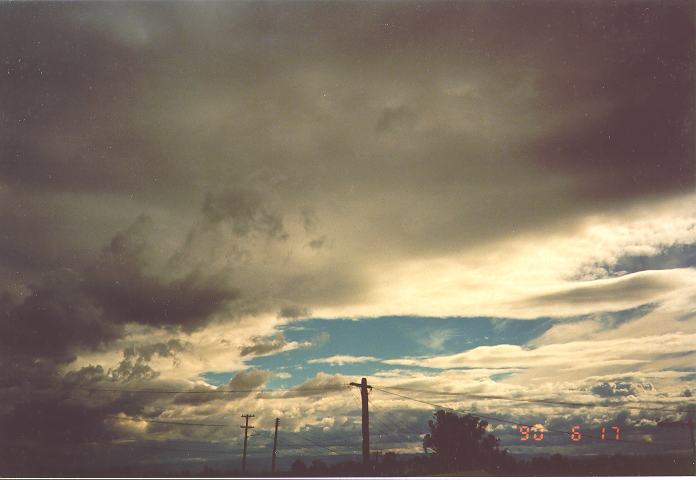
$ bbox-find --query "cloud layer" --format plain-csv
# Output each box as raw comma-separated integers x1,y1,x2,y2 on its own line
0,1,694,473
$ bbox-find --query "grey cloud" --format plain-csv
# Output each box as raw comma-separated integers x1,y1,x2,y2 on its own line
524,274,672,307
240,333,287,357
84,215,238,330
2,1,691,328
0,269,123,363
107,357,159,383
0,211,237,385
533,20,693,200
228,368,271,391
123,339,187,362
0,362,168,474
376,105,416,133
301,208,319,233
282,372,346,399
591,381,653,398
606,243,696,278
202,188,286,239
278,305,312,319
307,236,326,251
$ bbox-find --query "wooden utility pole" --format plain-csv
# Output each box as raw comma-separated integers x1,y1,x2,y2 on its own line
349,377,372,467
240,414,255,473
271,417,280,474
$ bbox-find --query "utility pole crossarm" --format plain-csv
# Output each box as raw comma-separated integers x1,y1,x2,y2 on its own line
349,381,372,389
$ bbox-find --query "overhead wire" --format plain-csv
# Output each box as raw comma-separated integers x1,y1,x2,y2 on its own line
280,429,341,455
78,385,350,395
380,385,694,414
367,395,417,447
60,380,692,458
104,414,228,427
373,386,658,446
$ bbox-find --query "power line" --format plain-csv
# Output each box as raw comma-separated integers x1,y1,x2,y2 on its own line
104,414,227,427
79,385,349,395
373,386,656,446
281,430,341,455
367,395,416,446
381,385,693,413
370,391,420,436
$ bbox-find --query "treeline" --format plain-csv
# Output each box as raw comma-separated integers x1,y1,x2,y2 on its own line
177,452,692,477
284,452,692,476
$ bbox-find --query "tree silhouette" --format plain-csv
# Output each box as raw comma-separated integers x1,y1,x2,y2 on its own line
423,410,508,473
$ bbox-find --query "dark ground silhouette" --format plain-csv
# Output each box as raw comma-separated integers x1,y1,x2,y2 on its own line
3,410,693,476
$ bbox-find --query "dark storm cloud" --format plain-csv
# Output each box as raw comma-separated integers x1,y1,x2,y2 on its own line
0,3,178,197
1,0,693,287
528,4,694,199
0,363,170,474
85,215,238,330
0,211,238,386
0,211,242,469
0,197,71,271
0,269,123,363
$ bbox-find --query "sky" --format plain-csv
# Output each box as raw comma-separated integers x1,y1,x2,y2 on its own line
0,0,695,474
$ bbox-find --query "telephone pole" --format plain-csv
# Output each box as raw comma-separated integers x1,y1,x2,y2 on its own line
271,417,280,474
349,377,372,468
240,414,255,473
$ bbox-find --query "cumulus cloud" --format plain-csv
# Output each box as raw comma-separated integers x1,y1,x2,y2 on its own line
308,355,380,366
591,381,653,398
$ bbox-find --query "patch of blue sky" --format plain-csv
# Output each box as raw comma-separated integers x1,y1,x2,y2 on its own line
204,308,655,387
242,316,554,386
604,242,696,276
201,371,235,386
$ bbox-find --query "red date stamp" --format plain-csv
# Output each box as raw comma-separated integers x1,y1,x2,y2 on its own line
512,424,621,442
